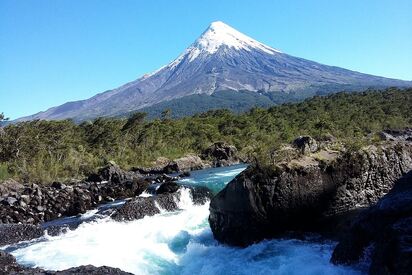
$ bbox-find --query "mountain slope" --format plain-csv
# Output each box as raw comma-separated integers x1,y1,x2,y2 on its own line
17,21,412,122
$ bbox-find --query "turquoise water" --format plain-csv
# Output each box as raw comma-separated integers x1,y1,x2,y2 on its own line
5,164,364,274
177,164,247,193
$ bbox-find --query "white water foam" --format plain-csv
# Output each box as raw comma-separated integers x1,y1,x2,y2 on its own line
9,202,210,274
176,188,194,210
7,201,363,274
139,191,153,197
5,165,364,274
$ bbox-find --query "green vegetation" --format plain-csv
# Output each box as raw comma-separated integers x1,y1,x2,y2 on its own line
136,85,394,120
136,90,276,119
0,88,411,183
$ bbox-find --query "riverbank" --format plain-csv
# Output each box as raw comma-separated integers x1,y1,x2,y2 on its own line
0,142,241,225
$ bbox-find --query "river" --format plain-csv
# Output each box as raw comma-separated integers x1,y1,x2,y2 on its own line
3,164,364,274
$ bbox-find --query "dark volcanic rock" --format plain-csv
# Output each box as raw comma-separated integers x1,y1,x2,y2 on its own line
0,250,132,274
87,162,140,183
209,142,412,246
379,128,412,142
111,193,178,221
172,155,208,172
134,155,209,175
0,179,24,197
0,250,24,273
201,142,240,167
188,185,213,205
0,224,44,246
112,186,213,222
292,136,318,154
156,181,180,194
0,173,149,225
55,265,133,274
331,171,412,274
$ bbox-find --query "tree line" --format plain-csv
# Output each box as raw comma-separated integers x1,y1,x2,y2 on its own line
0,88,411,183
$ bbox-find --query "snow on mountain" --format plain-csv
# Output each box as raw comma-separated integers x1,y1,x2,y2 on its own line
185,21,280,59
16,21,412,122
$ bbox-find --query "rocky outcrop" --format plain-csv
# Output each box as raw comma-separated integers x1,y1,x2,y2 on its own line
0,250,25,273
173,154,209,172
0,250,132,274
134,142,241,175
292,136,318,154
54,265,133,274
201,142,240,167
379,128,412,142
134,154,210,175
111,193,178,221
0,179,24,197
156,181,180,194
87,162,141,183
209,140,412,246
0,160,198,225
0,224,44,246
112,186,212,222
331,171,412,274
0,177,149,224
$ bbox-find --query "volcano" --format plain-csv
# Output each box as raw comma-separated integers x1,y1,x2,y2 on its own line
17,21,412,121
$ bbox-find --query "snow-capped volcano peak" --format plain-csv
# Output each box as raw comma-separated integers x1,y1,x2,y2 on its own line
170,21,281,64
17,20,411,123
193,21,280,55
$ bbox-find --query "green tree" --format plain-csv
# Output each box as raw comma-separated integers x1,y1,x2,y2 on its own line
161,109,172,120
0,112,9,125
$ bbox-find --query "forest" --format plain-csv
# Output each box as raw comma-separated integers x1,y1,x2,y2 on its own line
1,87,411,183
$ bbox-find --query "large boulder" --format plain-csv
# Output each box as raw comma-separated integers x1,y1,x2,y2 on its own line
111,193,178,221
112,186,212,222
0,179,24,197
156,181,180,194
292,136,318,154
201,142,240,167
331,171,412,274
134,154,209,175
172,154,207,172
87,162,140,183
209,142,412,246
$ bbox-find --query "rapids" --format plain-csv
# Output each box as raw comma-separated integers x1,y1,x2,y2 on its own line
2,164,365,274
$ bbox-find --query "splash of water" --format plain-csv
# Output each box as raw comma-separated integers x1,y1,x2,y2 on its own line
4,164,365,274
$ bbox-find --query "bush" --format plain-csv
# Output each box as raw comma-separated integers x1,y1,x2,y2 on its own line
0,88,411,183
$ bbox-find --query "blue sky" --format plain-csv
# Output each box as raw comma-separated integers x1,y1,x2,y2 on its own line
1,0,411,119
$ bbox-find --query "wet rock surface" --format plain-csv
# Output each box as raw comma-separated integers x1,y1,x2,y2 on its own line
0,162,208,246
0,159,221,274
209,140,412,247
54,265,133,275
331,171,412,274
156,181,180,194
112,186,212,222
0,224,43,246
0,250,133,274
